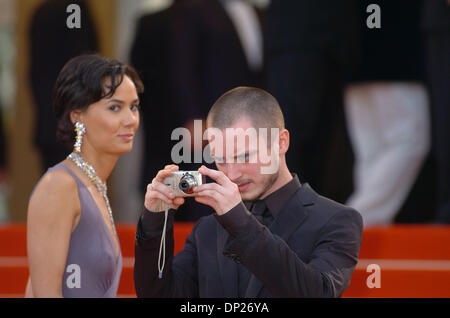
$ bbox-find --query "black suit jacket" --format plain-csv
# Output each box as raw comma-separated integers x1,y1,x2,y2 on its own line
422,0,450,31
134,184,363,297
347,0,426,83
169,0,266,122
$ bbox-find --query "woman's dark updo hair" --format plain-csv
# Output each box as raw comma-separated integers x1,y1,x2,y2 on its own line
53,54,144,147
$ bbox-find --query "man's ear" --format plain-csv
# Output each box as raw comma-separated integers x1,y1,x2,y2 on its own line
70,110,83,125
278,129,290,155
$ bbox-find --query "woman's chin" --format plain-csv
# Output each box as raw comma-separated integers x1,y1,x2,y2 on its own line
107,144,134,156
119,146,133,155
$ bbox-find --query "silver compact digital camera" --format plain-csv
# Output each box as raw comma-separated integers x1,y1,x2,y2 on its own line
164,171,205,197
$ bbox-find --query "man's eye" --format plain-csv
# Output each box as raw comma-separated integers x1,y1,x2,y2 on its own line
237,154,250,162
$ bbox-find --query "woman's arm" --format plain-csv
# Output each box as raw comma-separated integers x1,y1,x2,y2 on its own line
27,169,80,297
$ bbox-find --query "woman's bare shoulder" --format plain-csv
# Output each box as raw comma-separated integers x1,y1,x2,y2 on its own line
34,167,78,194
28,167,80,218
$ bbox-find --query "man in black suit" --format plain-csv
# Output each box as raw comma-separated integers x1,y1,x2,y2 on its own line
266,0,358,203
134,87,363,297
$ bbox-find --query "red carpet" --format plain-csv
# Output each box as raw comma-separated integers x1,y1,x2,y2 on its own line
1,223,449,298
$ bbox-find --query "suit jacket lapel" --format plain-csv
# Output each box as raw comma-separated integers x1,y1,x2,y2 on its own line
217,221,239,297
244,184,316,297
270,186,312,241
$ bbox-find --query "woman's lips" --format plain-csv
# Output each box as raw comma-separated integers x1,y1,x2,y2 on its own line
118,134,134,142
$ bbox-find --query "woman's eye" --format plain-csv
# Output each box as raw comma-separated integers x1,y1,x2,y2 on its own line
131,104,139,111
109,105,120,112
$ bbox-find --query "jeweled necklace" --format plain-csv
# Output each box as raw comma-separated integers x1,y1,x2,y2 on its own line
67,152,117,238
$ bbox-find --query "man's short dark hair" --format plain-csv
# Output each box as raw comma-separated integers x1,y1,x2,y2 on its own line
207,86,285,130
53,54,144,146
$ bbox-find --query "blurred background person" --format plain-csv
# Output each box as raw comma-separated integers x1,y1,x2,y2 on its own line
344,0,431,226
422,0,450,224
130,0,266,221
0,0,14,223
170,0,265,129
0,103,8,223
0,104,6,179
265,0,359,204
130,0,178,218
29,0,98,171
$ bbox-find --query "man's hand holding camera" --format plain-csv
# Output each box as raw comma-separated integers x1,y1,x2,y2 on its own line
145,164,241,216
193,165,241,216
145,165,185,212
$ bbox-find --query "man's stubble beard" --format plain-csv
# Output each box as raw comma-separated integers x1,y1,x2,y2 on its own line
242,171,279,202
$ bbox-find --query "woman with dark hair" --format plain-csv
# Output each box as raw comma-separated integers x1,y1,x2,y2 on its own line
26,54,143,297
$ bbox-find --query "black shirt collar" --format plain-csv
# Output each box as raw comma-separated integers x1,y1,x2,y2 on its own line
244,174,301,219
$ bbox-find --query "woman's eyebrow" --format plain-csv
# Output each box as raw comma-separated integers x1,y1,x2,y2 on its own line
107,98,125,104
106,98,140,104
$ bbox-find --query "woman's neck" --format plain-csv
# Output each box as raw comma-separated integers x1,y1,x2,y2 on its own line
74,147,118,182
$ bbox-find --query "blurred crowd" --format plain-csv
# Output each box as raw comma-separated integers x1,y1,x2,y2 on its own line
0,0,449,226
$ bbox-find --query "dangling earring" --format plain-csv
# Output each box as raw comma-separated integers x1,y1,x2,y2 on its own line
74,121,86,153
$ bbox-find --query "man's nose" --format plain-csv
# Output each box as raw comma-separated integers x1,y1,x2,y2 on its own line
224,163,242,182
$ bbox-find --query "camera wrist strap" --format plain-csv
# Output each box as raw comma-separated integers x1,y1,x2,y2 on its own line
158,203,169,279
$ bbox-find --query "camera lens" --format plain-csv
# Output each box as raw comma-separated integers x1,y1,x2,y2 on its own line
179,173,198,194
